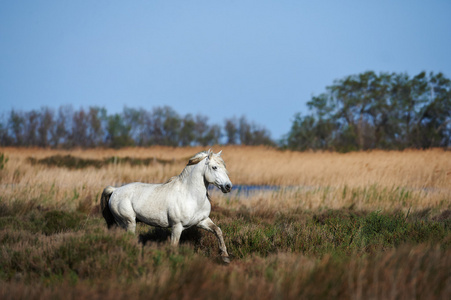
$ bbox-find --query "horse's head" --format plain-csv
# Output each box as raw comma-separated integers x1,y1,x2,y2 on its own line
204,150,232,193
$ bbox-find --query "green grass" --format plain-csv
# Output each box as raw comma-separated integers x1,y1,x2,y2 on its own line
214,208,450,258
0,198,450,299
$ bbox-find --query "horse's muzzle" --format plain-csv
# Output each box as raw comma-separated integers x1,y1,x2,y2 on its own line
220,183,233,193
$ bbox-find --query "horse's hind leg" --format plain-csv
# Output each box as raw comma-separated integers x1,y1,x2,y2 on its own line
197,218,230,263
171,223,183,246
114,216,136,233
126,219,136,233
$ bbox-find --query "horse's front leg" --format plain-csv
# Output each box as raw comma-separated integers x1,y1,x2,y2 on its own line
197,218,230,263
171,223,183,246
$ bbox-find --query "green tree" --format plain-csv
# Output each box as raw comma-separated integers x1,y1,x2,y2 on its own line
224,117,238,145
8,110,25,146
203,124,221,146
106,113,134,148
123,107,151,146
0,113,12,146
50,106,71,148
86,107,106,147
236,116,274,146
415,72,451,148
37,107,54,148
194,115,220,146
70,108,89,147
180,114,196,146
285,71,451,151
149,106,181,146
329,71,385,149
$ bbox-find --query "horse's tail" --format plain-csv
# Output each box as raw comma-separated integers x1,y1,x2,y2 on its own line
100,186,117,229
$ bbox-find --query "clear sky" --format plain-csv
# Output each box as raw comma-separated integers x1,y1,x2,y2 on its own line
1,0,450,140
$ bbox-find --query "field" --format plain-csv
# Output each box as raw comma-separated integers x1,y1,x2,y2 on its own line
0,146,450,299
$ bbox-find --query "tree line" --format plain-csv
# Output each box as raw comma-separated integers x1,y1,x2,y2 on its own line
283,71,451,151
2,71,450,151
0,106,274,148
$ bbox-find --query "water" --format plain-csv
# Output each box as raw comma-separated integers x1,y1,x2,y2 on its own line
209,184,284,197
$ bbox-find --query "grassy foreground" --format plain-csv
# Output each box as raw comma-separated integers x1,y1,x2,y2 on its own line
0,146,450,299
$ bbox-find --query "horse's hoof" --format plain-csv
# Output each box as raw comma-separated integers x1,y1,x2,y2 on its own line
221,256,231,264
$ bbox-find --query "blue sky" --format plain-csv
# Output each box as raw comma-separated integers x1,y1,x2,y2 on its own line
1,1,450,140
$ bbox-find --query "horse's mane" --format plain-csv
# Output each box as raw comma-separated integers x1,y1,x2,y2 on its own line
165,151,208,184
187,151,209,166
165,151,226,184
189,151,226,169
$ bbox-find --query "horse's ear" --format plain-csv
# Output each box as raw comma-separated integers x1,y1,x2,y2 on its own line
207,149,213,160
217,150,222,156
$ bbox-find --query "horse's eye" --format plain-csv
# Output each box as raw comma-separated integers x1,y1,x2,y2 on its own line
212,166,218,171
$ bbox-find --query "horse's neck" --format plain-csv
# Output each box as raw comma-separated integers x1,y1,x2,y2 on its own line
178,163,208,193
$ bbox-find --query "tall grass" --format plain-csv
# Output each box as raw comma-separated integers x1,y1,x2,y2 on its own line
0,205,449,299
0,146,450,299
1,146,450,210
2,146,450,187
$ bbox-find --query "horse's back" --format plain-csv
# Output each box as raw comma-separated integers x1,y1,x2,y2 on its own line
109,182,171,227
110,182,160,204
109,182,154,211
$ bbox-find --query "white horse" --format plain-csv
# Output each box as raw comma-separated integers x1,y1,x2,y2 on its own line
100,150,232,263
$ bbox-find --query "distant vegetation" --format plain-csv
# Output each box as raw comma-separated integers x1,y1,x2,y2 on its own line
284,71,451,151
0,106,274,148
1,71,450,151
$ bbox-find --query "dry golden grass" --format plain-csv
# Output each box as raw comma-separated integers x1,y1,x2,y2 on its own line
1,147,450,300
225,146,451,188
3,146,451,186
1,146,450,212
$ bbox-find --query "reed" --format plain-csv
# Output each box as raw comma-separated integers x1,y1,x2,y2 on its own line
0,146,450,299
1,146,449,213
2,146,450,188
